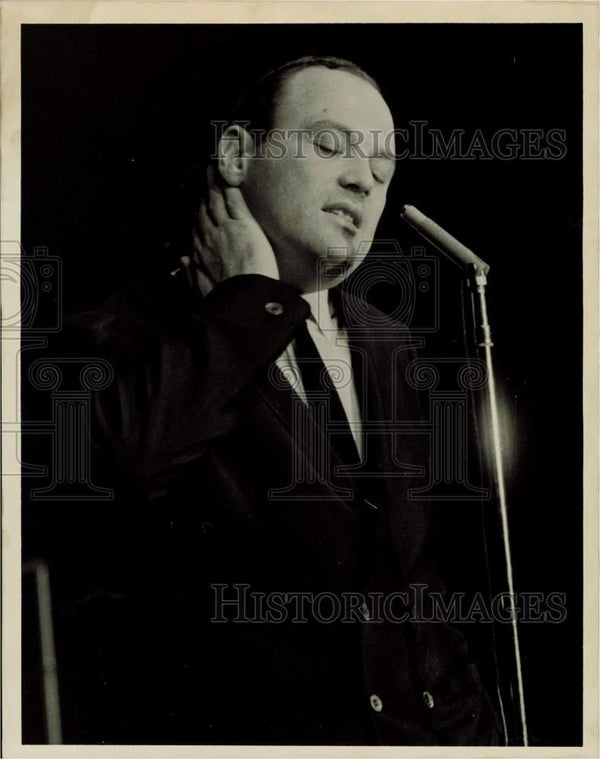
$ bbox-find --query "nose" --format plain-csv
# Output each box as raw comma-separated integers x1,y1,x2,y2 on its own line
338,157,374,196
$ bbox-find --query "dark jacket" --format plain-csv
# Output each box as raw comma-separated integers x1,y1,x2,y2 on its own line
49,272,500,745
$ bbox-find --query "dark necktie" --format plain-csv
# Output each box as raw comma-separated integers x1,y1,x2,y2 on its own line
293,320,361,467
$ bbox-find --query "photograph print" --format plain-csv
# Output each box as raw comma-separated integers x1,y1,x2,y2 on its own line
10,15,590,751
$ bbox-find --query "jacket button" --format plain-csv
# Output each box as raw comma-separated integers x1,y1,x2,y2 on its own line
265,302,284,316
369,694,383,712
422,690,435,709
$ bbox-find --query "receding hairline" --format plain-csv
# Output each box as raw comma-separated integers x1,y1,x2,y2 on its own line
269,63,386,127
272,57,381,92
229,55,384,135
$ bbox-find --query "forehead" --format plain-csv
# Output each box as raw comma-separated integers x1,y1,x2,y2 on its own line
272,66,395,137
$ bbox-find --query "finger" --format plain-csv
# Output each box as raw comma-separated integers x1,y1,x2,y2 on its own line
193,204,221,279
184,243,217,292
198,197,217,244
192,236,215,279
222,185,251,221
194,268,214,295
194,197,212,247
206,164,229,224
192,209,205,254
191,227,204,264
191,223,210,270
179,255,195,291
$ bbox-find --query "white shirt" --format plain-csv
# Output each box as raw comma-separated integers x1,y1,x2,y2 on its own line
275,289,363,461
177,266,364,461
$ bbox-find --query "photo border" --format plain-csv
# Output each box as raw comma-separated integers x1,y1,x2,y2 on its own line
2,2,598,757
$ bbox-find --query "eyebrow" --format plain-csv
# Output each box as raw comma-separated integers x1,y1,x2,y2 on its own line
306,119,397,164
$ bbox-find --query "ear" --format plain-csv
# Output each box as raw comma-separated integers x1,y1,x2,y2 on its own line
216,124,254,187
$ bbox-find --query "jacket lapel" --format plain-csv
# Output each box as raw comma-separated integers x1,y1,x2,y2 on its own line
340,292,433,575
250,363,362,513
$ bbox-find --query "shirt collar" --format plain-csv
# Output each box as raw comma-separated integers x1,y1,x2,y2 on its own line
301,289,337,334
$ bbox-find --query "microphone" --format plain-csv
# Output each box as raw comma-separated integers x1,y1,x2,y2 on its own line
401,204,490,276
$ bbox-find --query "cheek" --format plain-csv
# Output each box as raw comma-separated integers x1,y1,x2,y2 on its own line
270,163,314,218
244,162,296,229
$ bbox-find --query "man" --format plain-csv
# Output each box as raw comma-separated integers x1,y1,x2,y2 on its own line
58,56,500,745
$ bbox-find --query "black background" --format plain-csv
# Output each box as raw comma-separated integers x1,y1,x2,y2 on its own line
21,24,582,746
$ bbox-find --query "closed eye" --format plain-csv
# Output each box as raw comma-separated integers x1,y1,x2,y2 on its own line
315,141,340,156
310,127,344,157
370,157,395,185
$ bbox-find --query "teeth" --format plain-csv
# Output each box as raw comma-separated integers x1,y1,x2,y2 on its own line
328,209,355,225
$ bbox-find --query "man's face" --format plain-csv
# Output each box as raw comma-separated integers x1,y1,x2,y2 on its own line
241,66,396,292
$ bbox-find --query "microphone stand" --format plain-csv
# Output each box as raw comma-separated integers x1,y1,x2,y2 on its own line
401,205,529,746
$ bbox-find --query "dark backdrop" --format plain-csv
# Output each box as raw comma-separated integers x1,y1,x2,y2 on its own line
21,23,582,746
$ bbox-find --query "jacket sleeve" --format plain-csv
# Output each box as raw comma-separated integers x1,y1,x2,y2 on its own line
72,274,310,501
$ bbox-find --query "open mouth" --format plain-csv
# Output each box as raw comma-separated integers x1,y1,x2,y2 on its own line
323,205,361,230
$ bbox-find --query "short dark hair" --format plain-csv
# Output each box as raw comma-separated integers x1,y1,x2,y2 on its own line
229,55,382,137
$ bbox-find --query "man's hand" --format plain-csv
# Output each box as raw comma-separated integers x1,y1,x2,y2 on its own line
185,165,279,293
